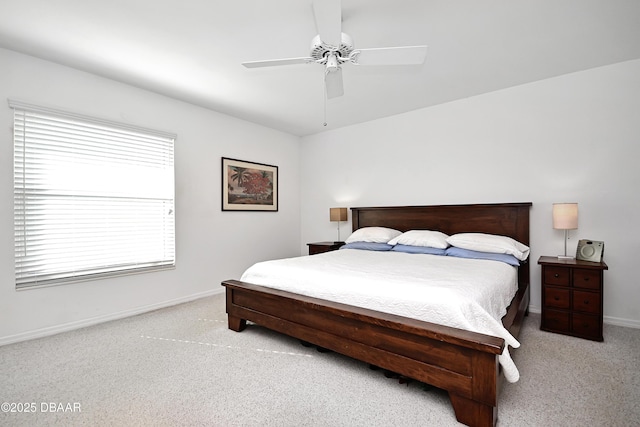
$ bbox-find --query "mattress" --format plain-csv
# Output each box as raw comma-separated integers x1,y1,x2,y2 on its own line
241,248,521,382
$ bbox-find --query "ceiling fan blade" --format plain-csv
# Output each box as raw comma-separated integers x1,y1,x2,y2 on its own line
312,0,342,48
353,45,428,66
242,57,314,68
325,68,344,99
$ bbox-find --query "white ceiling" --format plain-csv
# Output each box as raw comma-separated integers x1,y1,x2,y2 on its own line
1,0,640,136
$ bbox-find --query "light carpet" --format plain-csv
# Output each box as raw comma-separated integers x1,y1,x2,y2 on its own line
1,292,639,426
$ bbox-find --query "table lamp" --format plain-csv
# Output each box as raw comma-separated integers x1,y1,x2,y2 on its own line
329,207,348,243
552,202,578,259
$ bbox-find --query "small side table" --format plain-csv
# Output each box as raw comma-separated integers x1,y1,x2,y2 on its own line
307,241,345,255
538,256,608,341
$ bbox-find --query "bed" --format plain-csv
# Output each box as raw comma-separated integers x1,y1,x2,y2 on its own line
222,202,531,427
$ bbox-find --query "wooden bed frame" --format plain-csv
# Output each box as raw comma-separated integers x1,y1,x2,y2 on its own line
222,202,531,427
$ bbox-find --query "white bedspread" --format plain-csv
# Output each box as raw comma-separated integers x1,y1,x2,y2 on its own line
241,249,521,382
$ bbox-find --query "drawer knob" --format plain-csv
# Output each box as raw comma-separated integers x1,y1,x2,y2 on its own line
554,273,560,278
584,300,589,305
554,297,560,301
584,277,589,281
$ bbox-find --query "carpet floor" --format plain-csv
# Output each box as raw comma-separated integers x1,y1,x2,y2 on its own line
1,292,639,426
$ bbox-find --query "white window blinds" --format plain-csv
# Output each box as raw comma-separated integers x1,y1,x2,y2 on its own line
10,100,176,289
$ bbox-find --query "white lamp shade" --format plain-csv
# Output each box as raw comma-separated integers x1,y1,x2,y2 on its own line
552,203,578,230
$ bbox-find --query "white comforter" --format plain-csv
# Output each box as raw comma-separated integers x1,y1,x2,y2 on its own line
241,249,521,382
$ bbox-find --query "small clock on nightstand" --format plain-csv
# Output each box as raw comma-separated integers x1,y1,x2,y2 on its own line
538,256,608,341
307,241,345,255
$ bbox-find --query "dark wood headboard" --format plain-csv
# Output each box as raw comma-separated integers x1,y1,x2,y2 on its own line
351,202,533,289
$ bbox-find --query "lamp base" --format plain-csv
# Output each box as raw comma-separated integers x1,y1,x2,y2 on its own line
557,255,575,260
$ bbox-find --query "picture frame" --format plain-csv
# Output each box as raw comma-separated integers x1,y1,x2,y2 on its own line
222,157,278,211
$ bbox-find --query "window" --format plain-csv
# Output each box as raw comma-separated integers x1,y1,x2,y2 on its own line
10,100,176,289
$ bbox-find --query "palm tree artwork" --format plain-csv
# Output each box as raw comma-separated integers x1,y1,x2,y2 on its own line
227,165,273,205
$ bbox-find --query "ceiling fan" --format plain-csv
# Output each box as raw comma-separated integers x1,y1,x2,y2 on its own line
242,0,428,99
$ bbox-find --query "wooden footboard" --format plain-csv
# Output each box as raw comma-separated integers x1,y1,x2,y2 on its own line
222,279,528,427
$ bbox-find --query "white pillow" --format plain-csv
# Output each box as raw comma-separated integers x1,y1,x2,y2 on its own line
387,230,449,249
446,233,530,261
345,227,402,244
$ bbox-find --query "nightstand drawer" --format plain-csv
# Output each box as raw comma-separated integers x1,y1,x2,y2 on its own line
573,269,601,290
543,309,570,333
544,287,570,309
572,290,601,314
544,266,570,286
572,313,601,340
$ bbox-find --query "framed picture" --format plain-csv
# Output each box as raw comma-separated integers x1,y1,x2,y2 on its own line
222,157,278,211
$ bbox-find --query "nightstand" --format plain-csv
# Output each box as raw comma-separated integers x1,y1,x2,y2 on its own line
307,241,345,255
538,256,608,341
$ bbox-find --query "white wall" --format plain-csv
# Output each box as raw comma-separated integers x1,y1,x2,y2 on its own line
0,48,301,344
300,59,640,327
2,47,638,345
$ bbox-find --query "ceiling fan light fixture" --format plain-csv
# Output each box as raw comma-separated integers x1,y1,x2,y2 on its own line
325,53,339,72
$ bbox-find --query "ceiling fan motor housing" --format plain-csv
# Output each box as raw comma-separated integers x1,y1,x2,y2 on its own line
310,33,354,63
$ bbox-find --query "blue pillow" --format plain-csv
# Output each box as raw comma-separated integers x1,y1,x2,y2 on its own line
445,247,521,266
391,245,446,255
340,242,393,251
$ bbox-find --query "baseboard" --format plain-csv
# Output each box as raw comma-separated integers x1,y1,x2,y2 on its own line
0,288,225,347
603,315,640,329
527,305,541,314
